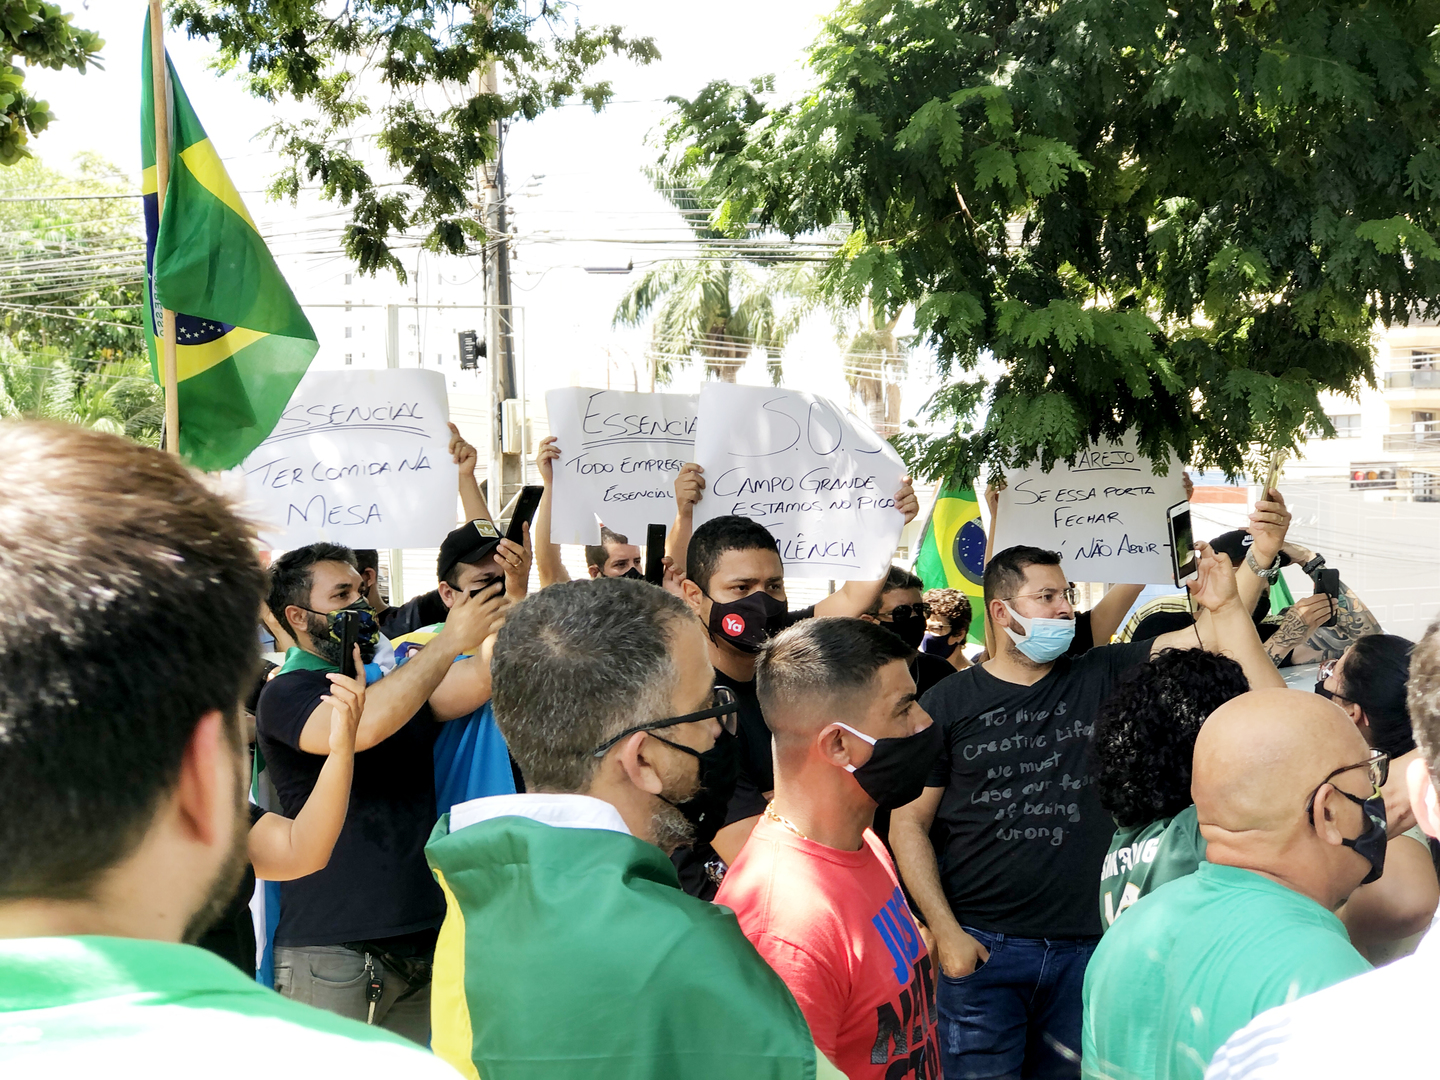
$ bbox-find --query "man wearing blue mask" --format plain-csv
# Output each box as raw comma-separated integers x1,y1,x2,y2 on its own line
891,542,1260,1080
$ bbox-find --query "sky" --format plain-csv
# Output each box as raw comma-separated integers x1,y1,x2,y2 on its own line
23,0,947,417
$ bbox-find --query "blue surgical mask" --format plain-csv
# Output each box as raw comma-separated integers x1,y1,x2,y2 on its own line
1002,602,1075,663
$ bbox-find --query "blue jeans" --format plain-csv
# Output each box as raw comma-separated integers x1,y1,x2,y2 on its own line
936,927,1098,1080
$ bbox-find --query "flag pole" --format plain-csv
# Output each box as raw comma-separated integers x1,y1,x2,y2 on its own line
148,0,180,455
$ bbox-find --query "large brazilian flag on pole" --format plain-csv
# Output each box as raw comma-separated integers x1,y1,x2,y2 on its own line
140,18,317,471
913,478,988,645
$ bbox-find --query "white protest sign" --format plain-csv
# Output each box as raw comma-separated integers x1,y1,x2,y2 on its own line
235,369,459,551
545,387,698,544
693,383,908,579
994,433,1186,584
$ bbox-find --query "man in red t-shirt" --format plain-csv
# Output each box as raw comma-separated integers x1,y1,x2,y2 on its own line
715,618,943,1080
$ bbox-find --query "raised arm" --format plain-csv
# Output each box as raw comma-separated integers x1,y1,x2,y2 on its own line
1086,584,1144,647
449,423,491,525
1147,544,1285,689
891,786,990,977
666,463,705,574
250,651,365,880
293,584,508,754
1234,487,1290,614
814,477,919,617
533,436,570,588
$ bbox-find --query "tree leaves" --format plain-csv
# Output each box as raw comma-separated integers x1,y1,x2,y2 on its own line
660,0,1440,482
175,1,658,277
0,1,101,166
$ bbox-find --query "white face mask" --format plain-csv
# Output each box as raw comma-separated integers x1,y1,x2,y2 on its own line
1002,602,1076,663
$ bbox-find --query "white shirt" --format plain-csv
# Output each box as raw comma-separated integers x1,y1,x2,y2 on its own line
1205,917,1439,1079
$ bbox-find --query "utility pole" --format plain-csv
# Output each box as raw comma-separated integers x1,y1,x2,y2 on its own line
478,7,522,517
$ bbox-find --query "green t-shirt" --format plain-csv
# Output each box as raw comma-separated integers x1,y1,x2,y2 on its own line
0,936,458,1078
1081,861,1371,1080
1099,804,1206,929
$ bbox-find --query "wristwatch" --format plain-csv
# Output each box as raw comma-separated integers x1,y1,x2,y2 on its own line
1301,554,1326,576
1245,547,1281,584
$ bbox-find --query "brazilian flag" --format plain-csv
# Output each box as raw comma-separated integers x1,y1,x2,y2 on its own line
141,18,317,471
913,478,987,645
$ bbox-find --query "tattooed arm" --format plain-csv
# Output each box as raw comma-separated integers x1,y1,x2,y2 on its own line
1288,582,1384,665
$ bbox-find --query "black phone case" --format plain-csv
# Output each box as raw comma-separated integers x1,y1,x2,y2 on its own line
645,524,666,585
338,611,358,679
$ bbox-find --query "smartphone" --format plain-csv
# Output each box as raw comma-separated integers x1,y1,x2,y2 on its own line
1166,501,1198,587
503,485,544,545
645,523,666,585
1313,567,1340,628
336,610,358,680
1263,449,1285,498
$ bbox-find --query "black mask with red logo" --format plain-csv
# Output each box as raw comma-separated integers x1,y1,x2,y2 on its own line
703,589,789,654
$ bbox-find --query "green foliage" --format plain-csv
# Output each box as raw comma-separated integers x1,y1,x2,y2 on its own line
174,0,659,280
0,154,146,364
0,343,162,445
0,1,102,165
660,0,1440,482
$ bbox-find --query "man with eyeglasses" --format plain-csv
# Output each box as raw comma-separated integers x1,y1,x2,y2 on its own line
1203,622,1440,1080
891,542,1265,1080
423,578,844,1080
1082,688,1377,1080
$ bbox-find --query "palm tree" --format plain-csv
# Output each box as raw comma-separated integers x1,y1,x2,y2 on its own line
838,302,908,437
0,346,162,445
612,171,820,384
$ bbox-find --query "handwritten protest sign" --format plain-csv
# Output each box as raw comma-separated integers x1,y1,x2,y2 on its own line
234,369,458,551
545,387,698,544
994,433,1186,584
693,383,907,579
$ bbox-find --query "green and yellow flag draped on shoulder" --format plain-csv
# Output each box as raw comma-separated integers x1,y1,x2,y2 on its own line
140,17,317,471
426,813,836,1080
913,478,987,644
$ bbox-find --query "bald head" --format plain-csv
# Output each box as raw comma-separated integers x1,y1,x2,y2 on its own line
1194,688,1379,908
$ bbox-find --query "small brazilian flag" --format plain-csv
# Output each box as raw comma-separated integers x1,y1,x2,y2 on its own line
141,18,317,471
914,477,987,645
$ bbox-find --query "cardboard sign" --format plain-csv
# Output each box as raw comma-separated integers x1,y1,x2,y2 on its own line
993,433,1186,584
234,369,459,551
545,387,698,544
692,383,908,579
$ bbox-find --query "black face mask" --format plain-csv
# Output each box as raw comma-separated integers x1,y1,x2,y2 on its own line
619,567,643,581
836,720,944,810
705,589,789,654
886,612,927,650
1336,788,1389,885
653,728,740,847
920,632,958,659
304,598,380,666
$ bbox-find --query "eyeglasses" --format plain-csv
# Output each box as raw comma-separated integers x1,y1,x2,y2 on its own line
1001,587,1077,607
591,686,739,757
1304,749,1388,819
883,602,930,622
1315,659,1349,703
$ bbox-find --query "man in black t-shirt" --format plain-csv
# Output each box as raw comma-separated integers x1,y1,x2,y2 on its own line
891,542,1266,1080
861,565,957,695
257,542,505,1043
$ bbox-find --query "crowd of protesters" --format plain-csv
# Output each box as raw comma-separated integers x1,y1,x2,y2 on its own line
0,417,1435,1080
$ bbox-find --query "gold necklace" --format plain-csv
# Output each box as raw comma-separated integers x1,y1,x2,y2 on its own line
764,802,809,841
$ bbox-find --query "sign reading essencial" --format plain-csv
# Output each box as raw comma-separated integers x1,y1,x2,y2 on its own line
544,387,698,544
692,383,908,580
993,432,1186,584
234,368,459,550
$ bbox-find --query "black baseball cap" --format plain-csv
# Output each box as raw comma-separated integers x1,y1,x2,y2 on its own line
437,519,503,583
1207,529,1292,569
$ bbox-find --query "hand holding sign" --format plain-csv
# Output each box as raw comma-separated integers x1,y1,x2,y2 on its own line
691,383,909,579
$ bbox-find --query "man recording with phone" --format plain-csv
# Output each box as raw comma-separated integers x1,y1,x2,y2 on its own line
257,542,508,1042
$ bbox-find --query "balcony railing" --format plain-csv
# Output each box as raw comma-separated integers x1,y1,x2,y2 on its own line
1383,368,1440,389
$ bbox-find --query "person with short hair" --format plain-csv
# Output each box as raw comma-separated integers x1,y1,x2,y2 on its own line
1083,688,1379,1080
258,537,507,1042
861,566,957,695
425,578,844,1080
585,525,644,578
716,618,942,1078
531,435,653,586
1318,634,1438,961
922,588,974,670
1204,621,1440,1080
0,421,456,1078
891,541,1272,1080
